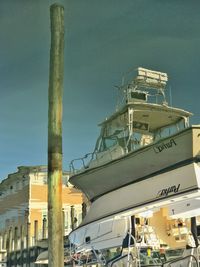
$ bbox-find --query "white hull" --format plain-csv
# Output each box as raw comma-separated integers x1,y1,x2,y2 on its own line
69,162,200,251
70,126,200,201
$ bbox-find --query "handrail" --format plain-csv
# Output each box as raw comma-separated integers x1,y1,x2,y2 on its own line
69,152,96,173
69,145,124,174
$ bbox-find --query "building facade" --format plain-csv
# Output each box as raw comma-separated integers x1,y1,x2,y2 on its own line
0,165,83,254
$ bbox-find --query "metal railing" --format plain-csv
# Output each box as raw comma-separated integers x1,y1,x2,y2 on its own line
69,152,96,173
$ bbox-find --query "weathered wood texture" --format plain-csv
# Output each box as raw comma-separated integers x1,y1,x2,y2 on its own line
48,4,64,267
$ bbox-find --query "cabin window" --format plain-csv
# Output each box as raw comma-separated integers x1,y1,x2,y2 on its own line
133,121,149,131
99,136,118,152
154,120,185,141
177,119,186,131
130,91,147,101
130,132,153,150
154,127,170,141
104,137,118,149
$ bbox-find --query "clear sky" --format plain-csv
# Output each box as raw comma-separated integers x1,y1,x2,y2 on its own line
0,0,200,181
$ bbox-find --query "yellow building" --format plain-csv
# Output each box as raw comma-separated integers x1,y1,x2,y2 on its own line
0,165,83,253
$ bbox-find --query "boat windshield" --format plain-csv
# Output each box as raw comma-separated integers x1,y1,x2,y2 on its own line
98,136,118,152
96,117,187,154
154,119,186,141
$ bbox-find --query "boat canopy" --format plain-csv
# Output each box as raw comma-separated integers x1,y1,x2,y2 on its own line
99,102,192,134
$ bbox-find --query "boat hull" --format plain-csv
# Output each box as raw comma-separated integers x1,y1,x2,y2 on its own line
69,126,200,201
69,162,200,250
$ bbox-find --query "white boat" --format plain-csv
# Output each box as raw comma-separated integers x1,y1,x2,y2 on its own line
68,68,200,266
69,68,199,202
69,162,200,266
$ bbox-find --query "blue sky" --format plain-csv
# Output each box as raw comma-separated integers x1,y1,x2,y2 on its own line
0,0,200,180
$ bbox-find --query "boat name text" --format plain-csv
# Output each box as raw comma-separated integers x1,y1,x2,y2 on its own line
157,184,180,198
154,139,177,153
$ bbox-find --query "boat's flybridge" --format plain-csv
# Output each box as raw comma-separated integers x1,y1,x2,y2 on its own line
70,67,192,172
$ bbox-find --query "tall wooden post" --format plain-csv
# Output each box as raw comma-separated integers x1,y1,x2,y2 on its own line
48,4,64,267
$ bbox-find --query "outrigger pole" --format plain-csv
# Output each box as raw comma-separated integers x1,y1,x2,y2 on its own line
48,4,64,267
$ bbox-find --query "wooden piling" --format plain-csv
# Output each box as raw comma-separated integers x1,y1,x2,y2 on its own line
48,4,64,267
